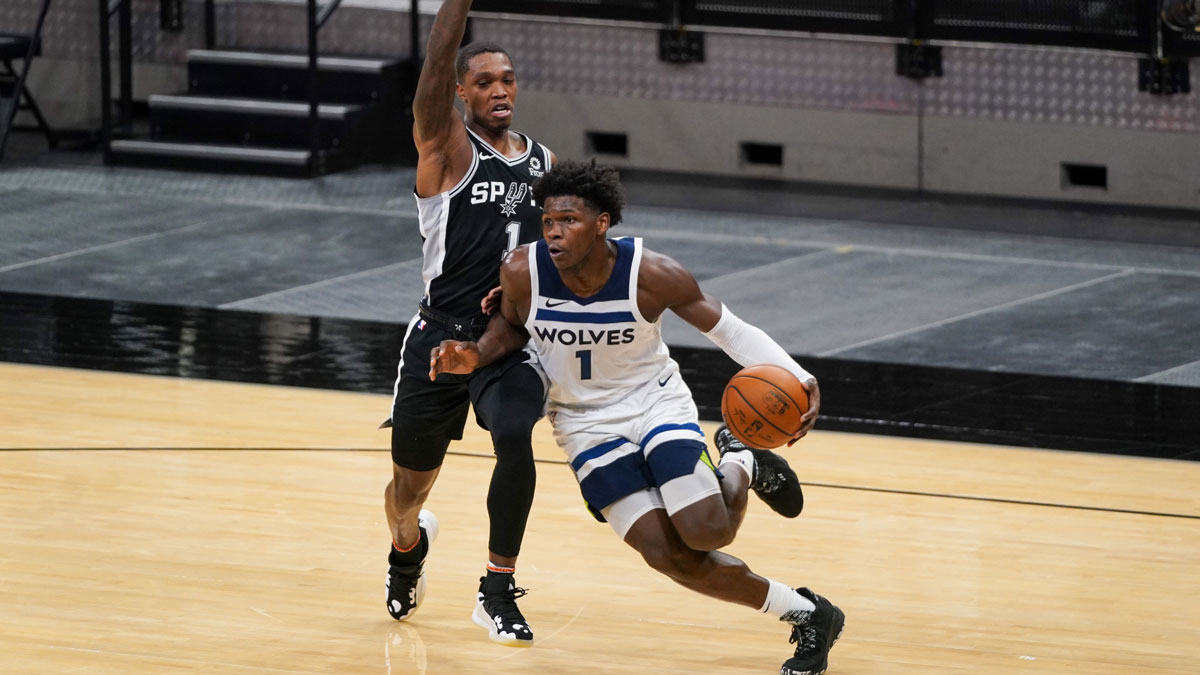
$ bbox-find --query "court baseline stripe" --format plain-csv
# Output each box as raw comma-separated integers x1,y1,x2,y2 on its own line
4,446,1198,521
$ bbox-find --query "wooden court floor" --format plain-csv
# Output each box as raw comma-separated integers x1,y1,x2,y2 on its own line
1,362,1198,674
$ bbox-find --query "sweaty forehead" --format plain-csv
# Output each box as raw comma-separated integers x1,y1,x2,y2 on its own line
466,52,514,76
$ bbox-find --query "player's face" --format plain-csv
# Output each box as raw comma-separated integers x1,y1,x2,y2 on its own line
542,196,610,271
458,52,517,132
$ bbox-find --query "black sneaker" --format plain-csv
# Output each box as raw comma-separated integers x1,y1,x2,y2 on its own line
385,509,439,621
714,425,804,518
471,574,534,647
780,588,845,675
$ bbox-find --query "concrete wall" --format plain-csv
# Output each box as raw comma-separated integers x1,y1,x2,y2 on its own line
514,92,1200,210
515,92,921,190
923,117,1200,209
475,18,1200,210
4,0,1200,210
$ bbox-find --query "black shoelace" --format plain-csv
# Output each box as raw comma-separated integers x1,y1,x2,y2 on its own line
789,622,822,654
752,459,786,494
485,586,529,615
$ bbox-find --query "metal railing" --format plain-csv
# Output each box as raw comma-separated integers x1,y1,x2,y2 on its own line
473,0,1183,56
97,0,133,164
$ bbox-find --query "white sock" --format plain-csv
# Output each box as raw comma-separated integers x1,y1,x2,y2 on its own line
718,449,755,481
759,579,816,619
486,561,515,575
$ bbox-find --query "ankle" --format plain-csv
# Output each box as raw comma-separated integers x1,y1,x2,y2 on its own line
759,580,816,621
482,562,516,594
389,531,427,564
718,449,755,482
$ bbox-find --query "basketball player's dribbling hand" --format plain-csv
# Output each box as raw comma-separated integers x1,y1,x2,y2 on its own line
788,377,821,447
429,340,481,380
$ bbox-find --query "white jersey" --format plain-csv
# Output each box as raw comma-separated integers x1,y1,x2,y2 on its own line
524,236,681,411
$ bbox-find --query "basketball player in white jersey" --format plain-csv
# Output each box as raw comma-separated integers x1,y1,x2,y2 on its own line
430,161,845,675
381,0,555,646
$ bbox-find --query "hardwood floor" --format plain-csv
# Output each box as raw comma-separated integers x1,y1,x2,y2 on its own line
2,363,1197,674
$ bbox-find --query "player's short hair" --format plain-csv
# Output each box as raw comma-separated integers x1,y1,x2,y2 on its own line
533,160,624,227
456,42,514,83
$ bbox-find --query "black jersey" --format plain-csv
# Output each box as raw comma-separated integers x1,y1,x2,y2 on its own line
415,127,551,318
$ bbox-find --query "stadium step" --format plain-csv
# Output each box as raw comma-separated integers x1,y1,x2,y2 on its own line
109,49,414,177
149,94,366,150
186,49,407,104
109,139,330,177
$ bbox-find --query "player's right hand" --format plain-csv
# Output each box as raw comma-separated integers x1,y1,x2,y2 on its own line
429,340,482,380
787,377,821,446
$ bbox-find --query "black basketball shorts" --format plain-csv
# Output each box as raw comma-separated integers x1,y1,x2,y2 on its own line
388,317,543,471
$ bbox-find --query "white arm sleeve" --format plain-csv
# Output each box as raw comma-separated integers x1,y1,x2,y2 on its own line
702,305,812,382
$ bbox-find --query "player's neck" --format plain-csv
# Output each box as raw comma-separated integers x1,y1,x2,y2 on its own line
558,239,617,299
467,122,521,157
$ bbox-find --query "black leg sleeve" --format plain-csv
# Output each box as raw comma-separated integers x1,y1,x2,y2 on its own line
473,363,543,559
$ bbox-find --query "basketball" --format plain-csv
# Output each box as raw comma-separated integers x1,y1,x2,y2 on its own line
720,364,810,449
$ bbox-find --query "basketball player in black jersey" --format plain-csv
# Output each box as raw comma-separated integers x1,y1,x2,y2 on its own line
381,0,555,647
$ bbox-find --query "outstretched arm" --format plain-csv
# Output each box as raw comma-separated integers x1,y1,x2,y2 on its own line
430,247,534,379
412,0,474,197
639,250,821,442
428,311,528,379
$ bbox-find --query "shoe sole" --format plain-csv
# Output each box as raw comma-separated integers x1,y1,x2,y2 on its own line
471,600,534,648
829,606,846,650
387,509,439,622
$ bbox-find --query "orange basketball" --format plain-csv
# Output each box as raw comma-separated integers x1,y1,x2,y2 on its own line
720,364,810,449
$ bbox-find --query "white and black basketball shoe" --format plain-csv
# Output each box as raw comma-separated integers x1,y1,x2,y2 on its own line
385,509,439,620
472,573,534,647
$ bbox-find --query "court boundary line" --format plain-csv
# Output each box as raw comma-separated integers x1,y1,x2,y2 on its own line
0,208,256,274
4,446,1198,521
820,269,1136,356
219,259,421,308
627,224,1200,278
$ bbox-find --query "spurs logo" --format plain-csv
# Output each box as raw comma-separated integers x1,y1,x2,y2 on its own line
470,180,535,208
501,182,529,217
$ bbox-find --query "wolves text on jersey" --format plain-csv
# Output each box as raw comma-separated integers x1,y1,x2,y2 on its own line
470,181,536,216
533,326,636,346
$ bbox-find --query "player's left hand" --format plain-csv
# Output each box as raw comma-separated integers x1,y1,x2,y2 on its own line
429,340,481,380
480,285,503,315
787,377,820,446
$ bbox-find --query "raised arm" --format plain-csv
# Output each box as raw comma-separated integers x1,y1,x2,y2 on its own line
412,0,475,197
638,249,821,441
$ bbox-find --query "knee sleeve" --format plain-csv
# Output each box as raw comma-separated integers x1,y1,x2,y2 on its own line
486,443,536,558
473,364,543,558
